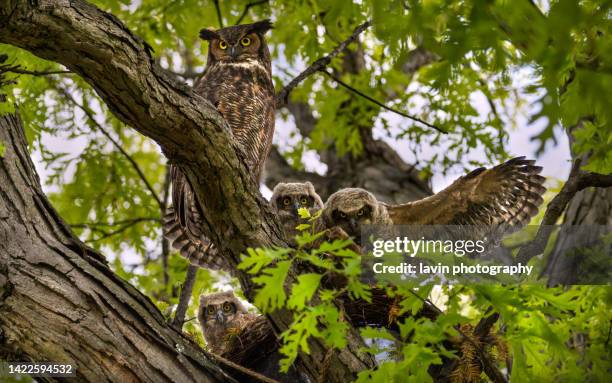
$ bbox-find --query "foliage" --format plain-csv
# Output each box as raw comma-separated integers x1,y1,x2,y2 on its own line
1,0,611,381
241,221,612,381
239,209,370,371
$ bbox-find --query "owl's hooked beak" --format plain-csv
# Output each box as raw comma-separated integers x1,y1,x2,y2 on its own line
229,45,239,59
293,201,301,216
215,309,226,325
349,217,357,232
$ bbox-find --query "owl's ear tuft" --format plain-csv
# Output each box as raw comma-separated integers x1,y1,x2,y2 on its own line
249,19,273,34
199,28,220,41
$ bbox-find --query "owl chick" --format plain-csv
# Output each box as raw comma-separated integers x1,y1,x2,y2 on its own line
322,157,546,241
198,291,257,355
164,20,275,271
322,188,393,244
270,182,324,246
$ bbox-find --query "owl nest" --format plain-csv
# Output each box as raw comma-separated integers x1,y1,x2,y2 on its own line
221,287,439,366
222,314,277,366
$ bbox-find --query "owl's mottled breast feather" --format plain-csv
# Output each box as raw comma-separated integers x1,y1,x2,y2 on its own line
194,61,275,179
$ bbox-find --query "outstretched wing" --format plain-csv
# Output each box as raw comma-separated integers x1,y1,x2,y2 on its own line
386,157,546,227
162,165,231,271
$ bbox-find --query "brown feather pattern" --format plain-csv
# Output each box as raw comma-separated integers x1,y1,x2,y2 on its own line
386,157,547,228
163,21,275,271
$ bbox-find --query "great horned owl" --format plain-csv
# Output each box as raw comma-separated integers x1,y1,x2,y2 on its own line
270,182,324,246
164,20,275,271
322,188,392,244
323,157,546,240
198,291,258,355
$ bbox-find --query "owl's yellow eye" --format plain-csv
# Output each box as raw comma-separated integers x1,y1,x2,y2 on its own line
300,198,308,205
218,41,228,50
207,306,215,315
357,209,364,216
223,303,232,312
283,198,291,206
240,37,251,47
340,212,347,218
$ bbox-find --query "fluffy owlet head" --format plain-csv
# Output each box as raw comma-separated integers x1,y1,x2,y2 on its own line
271,181,324,215
270,182,324,245
199,20,272,68
322,188,390,240
198,291,247,329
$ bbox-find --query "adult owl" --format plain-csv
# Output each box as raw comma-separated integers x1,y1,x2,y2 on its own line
198,291,258,355
164,20,275,271
322,157,546,240
270,182,324,246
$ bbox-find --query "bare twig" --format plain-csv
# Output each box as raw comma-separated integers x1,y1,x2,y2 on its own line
516,158,612,264
0,64,72,76
84,219,149,243
234,0,269,25
276,20,372,108
206,350,281,383
171,264,199,329
213,0,224,28
58,87,164,209
320,69,446,134
70,217,160,229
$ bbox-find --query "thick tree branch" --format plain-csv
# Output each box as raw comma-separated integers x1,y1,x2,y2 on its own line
577,172,612,189
0,1,374,380
0,111,236,382
172,264,199,330
516,158,612,264
276,20,372,108
0,0,280,260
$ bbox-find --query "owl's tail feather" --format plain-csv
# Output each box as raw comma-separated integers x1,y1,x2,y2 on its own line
162,207,231,271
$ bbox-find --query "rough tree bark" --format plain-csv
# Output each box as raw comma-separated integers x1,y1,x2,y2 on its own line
0,112,235,382
543,186,612,285
541,130,612,285
0,1,374,381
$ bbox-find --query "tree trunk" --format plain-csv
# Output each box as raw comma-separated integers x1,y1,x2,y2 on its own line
0,112,235,382
0,1,375,381
543,186,612,285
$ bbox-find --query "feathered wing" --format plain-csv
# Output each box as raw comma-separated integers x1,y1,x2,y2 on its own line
386,157,546,228
162,166,231,271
